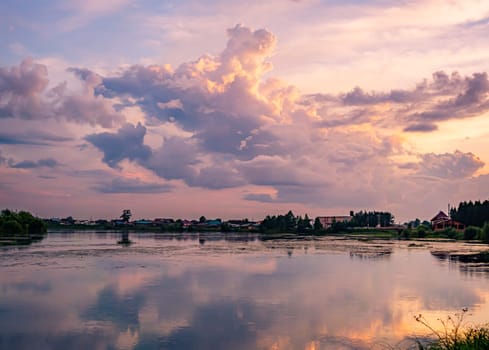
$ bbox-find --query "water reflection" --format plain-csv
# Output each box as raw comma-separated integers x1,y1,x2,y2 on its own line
0,233,489,349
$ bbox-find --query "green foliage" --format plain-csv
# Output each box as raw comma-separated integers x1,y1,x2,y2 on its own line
0,220,23,235
479,222,489,244
450,199,489,227
313,217,323,231
400,228,411,239
120,209,132,223
437,227,459,239
350,210,394,227
464,226,481,240
327,220,350,233
0,209,47,236
417,226,427,238
260,210,314,234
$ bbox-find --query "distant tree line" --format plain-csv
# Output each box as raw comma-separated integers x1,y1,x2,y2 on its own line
259,210,395,234
350,211,394,227
260,211,312,233
0,209,47,236
450,200,489,227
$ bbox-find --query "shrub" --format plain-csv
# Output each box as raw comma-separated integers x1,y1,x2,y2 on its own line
417,226,427,238
0,220,24,235
480,222,489,244
400,229,411,239
464,226,481,240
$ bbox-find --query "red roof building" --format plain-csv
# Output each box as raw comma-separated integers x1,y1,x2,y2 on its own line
430,211,465,231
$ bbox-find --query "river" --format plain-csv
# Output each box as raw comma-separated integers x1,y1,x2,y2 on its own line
1,231,489,349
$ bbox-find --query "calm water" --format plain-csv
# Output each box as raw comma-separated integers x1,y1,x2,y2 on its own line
1,232,489,350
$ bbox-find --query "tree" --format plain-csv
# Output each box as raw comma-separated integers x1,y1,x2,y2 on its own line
480,222,489,244
199,216,207,223
314,217,323,231
0,209,47,236
1,220,23,235
464,226,480,240
120,209,132,223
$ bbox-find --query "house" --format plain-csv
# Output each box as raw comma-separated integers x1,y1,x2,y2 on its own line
431,211,465,231
206,219,222,227
134,219,153,226
153,218,175,225
317,215,353,229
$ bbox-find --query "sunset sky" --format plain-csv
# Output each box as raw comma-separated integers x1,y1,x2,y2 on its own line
1,0,489,222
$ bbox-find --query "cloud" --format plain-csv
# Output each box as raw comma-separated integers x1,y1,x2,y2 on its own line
0,150,7,165
403,123,438,133
0,58,49,120
5,24,488,220
93,177,173,194
10,158,59,169
85,123,151,169
418,150,484,179
57,0,132,31
0,59,125,128
82,25,489,206
243,193,275,202
0,130,72,145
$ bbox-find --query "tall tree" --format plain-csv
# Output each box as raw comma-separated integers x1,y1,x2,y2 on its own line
120,209,132,223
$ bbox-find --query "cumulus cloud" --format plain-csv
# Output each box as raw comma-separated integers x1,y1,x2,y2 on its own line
78,24,488,206
418,150,484,179
0,59,124,127
6,24,486,218
0,58,49,120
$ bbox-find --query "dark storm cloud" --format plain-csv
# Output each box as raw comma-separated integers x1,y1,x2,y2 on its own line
85,122,151,168
93,177,173,194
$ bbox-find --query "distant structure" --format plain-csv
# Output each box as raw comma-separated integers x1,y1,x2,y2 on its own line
317,215,353,229
430,211,465,231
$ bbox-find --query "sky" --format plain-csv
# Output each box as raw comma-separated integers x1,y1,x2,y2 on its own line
1,0,489,222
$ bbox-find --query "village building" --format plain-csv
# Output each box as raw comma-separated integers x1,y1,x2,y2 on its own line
430,211,465,231
317,215,353,229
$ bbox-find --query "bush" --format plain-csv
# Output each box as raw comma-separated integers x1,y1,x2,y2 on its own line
0,220,24,235
400,229,411,239
464,226,481,240
480,222,489,244
0,209,47,237
417,226,427,238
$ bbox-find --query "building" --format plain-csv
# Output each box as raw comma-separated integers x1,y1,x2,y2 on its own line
431,211,465,231
317,215,353,229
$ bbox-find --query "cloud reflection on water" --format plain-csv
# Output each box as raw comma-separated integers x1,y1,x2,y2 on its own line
1,233,489,349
